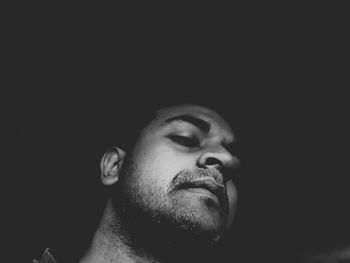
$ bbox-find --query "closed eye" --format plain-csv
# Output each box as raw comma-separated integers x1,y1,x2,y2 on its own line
169,135,200,148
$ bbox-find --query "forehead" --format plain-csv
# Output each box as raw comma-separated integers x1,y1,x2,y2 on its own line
148,104,235,137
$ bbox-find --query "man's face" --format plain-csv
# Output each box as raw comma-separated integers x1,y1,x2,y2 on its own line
117,105,239,241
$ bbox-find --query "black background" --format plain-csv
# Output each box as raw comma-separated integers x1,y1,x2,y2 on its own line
3,5,349,262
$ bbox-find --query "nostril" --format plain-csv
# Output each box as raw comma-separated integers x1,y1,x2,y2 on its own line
205,157,222,167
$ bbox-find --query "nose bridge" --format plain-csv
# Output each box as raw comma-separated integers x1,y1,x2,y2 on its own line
197,144,235,169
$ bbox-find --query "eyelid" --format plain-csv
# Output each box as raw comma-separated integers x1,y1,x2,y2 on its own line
166,121,204,133
168,134,200,147
169,134,197,141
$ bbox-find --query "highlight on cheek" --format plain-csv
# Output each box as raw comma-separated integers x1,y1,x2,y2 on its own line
225,179,237,230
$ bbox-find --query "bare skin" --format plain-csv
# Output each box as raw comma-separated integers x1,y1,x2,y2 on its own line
79,104,239,263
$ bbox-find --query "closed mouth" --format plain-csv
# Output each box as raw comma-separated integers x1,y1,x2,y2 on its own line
178,177,226,206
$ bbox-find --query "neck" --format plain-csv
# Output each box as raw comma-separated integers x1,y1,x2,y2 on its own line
78,199,221,263
78,200,161,263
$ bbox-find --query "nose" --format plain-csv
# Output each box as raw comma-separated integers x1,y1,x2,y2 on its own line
197,146,239,173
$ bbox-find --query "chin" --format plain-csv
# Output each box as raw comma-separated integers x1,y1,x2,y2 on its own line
173,207,225,240
197,214,225,234
169,195,226,237
193,219,225,244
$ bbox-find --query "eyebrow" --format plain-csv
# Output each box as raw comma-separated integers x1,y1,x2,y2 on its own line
163,114,211,133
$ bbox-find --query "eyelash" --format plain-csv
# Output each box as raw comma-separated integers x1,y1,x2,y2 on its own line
169,135,200,148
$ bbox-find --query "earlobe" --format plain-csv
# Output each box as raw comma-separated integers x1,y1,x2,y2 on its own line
100,147,126,185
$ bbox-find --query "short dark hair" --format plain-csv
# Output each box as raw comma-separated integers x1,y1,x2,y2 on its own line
99,99,239,153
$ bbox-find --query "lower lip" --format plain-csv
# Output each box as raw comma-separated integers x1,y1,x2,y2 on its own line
183,188,220,202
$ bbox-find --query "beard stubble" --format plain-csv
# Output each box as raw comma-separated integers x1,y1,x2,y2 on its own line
109,156,227,261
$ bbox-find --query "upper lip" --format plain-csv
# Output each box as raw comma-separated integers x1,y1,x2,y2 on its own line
179,178,226,204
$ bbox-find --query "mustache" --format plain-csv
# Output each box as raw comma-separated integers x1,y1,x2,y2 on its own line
168,168,228,212
169,167,225,191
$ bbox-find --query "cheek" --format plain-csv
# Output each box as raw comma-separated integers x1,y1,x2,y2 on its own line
134,143,195,190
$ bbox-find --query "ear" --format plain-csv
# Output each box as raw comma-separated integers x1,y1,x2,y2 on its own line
225,179,238,231
100,147,126,185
